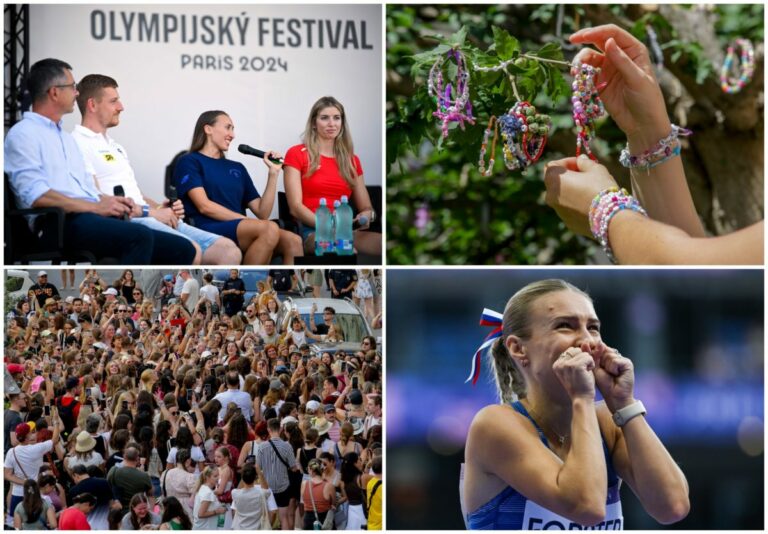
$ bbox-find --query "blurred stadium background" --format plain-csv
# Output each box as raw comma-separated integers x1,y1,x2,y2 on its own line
386,269,763,529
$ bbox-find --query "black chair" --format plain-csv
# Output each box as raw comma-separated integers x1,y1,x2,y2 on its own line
4,173,99,264
165,150,189,199
361,184,382,234
278,191,300,235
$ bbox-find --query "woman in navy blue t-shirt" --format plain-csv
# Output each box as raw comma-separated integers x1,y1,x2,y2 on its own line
175,110,303,265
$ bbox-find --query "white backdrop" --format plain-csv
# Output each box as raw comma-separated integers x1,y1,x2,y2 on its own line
29,4,382,218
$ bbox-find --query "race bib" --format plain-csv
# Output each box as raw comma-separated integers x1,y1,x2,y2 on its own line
521,485,623,530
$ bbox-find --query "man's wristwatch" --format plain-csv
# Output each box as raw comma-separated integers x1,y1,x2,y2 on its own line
612,400,646,427
141,205,150,217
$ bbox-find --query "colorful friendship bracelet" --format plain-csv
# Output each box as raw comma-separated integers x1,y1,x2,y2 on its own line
427,48,476,138
478,115,499,176
618,124,693,171
513,101,551,163
589,187,648,263
571,62,605,160
720,38,755,94
478,102,551,174
498,106,529,171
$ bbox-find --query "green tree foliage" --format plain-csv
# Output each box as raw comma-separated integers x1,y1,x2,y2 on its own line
386,4,763,265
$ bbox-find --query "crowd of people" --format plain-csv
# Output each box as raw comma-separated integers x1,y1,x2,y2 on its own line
4,268,383,530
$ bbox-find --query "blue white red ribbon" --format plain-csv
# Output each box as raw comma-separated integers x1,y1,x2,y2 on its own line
466,308,504,385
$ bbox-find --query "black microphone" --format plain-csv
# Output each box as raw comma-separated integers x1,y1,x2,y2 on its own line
237,144,284,164
113,185,130,221
168,185,178,204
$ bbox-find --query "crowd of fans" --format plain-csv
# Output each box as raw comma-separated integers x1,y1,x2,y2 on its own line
4,269,383,530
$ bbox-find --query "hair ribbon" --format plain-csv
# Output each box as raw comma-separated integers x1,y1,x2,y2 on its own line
466,308,503,385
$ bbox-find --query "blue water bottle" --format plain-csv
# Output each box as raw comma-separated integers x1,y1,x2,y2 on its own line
334,195,354,255
315,198,334,256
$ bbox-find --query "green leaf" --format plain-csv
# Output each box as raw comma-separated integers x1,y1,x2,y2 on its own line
534,42,565,61
492,26,520,60
450,26,469,48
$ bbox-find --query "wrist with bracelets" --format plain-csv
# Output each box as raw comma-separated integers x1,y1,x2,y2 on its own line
619,124,692,171
589,187,648,263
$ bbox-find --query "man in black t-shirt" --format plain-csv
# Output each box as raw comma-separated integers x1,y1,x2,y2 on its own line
69,465,114,509
221,269,246,317
30,271,60,308
309,303,335,335
328,269,357,300
4,392,26,454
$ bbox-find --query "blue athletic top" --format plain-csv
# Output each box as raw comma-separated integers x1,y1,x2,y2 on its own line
174,152,261,243
466,401,624,530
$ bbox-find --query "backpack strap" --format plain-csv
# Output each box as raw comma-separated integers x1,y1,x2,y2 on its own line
367,480,381,510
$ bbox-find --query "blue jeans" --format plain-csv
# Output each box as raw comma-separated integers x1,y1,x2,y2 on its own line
8,494,22,522
132,217,221,253
64,213,196,264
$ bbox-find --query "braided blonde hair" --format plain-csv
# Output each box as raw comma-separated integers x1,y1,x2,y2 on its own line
490,279,591,404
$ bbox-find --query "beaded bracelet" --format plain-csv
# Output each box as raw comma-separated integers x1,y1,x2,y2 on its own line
513,101,551,163
571,63,605,160
589,187,648,263
720,38,755,94
498,107,528,171
477,116,499,176
427,48,476,138
618,124,692,170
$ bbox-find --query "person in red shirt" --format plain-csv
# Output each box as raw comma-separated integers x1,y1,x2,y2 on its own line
284,96,381,256
58,492,97,530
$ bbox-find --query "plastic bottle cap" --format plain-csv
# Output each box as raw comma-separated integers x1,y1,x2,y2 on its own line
333,200,341,208
341,195,349,203
319,198,327,206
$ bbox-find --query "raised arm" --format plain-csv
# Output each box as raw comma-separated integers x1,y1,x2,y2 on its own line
247,152,283,220
569,24,704,237
593,346,690,524
465,349,607,525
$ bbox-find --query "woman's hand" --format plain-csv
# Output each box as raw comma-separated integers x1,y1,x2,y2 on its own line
354,210,373,231
543,155,618,236
591,342,636,413
262,150,284,173
569,24,671,152
165,199,185,219
552,345,596,400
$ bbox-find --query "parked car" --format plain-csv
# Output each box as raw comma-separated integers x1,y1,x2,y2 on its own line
280,296,373,356
7,269,34,303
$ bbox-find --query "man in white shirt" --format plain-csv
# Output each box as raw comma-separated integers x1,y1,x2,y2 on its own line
214,371,253,422
71,74,241,265
4,420,61,522
179,270,200,313
199,273,221,311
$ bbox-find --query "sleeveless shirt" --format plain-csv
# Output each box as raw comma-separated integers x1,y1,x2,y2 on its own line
466,401,624,530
